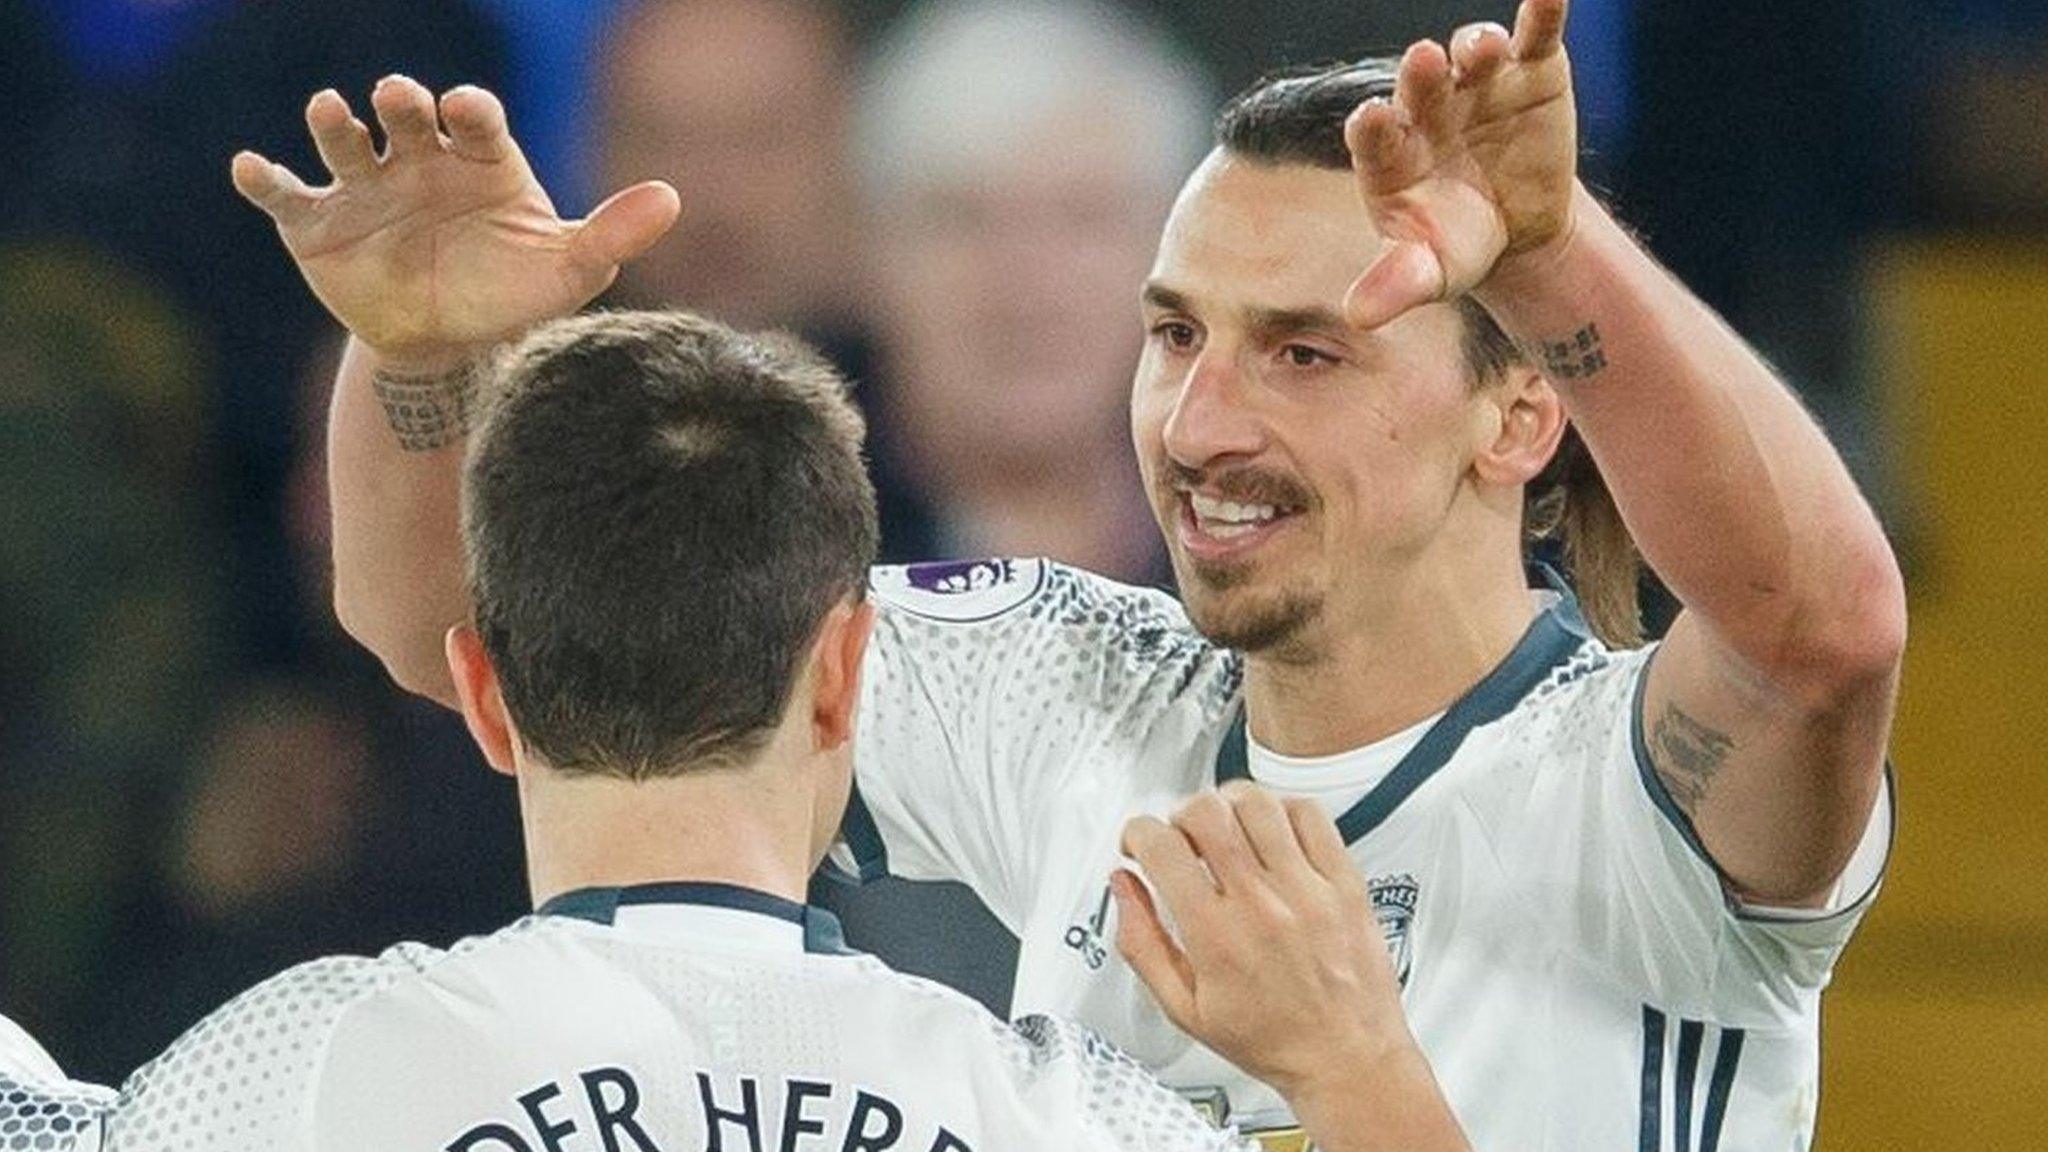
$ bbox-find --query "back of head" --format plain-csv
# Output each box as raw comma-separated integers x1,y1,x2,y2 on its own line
1213,63,1643,647
463,311,878,779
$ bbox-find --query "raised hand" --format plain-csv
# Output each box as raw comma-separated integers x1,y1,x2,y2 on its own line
1342,0,1576,331
231,78,680,362
1112,782,1411,1097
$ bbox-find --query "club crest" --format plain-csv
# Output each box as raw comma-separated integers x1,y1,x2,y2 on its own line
1368,873,1420,986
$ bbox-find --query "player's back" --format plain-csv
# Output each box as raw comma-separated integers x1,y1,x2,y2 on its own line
105,883,1239,1152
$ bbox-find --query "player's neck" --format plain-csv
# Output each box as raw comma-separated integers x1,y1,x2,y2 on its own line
1244,549,1538,758
516,756,823,911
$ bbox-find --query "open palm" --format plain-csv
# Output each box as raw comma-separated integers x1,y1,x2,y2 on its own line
232,77,679,358
1343,0,1578,331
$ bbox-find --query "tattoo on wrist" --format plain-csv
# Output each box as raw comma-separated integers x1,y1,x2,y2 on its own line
372,361,480,452
1650,703,1735,813
1528,322,1609,381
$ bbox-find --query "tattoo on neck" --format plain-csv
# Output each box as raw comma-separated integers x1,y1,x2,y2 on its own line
1527,322,1609,381
372,361,479,452
1651,703,1735,813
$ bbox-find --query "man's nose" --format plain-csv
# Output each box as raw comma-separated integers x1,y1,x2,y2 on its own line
1161,351,1265,471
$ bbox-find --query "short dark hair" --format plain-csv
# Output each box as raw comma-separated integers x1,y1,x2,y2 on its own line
1214,62,1642,647
463,310,879,779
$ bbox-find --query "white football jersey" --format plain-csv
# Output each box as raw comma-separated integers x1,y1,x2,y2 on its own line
95,884,1251,1152
841,559,1894,1152
0,1013,111,1152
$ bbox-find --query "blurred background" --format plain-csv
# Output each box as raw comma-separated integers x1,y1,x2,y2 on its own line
0,0,2042,1145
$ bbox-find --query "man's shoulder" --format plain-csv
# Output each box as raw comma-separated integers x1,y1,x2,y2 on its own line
1429,634,1657,823
112,920,569,1122
1498,633,1655,741
867,557,1236,709
869,558,1197,638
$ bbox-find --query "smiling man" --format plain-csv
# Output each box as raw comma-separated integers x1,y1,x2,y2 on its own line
243,1,1903,1148
9,313,1467,1152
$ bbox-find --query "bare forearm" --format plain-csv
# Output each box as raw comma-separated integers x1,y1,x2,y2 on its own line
328,335,479,707
1477,187,1904,688
1284,1037,1470,1152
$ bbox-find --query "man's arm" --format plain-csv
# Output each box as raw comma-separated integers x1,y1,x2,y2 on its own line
1346,0,1902,906
1117,784,1470,1152
1481,191,1901,907
327,339,473,705
233,77,678,703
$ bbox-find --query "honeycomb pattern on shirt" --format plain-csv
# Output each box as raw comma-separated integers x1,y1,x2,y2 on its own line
1007,1015,1254,1152
103,927,542,1152
0,1072,109,1151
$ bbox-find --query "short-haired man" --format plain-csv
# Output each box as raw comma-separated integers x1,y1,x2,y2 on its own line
9,312,1465,1152
249,1,1904,1147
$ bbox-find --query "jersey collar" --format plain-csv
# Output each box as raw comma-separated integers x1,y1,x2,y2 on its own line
536,881,856,955
1215,570,1591,845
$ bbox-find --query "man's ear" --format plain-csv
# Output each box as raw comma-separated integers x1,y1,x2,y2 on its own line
810,598,877,753
446,624,519,778
1472,365,1567,488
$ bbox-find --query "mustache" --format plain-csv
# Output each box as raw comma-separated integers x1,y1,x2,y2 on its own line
1162,461,1314,509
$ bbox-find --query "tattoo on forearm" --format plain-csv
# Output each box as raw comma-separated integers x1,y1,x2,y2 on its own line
1650,703,1736,813
1528,322,1609,381
372,362,480,452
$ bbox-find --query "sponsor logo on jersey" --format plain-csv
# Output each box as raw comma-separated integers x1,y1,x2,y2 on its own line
1368,873,1420,987
1063,884,1113,970
870,558,1045,622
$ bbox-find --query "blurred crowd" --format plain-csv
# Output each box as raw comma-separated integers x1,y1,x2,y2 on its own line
1,0,2042,1086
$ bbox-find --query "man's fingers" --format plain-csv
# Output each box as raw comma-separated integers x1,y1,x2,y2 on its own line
571,180,681,271
1170,791,1263,893
1342,241,1445,331
1511,0,1570,61
371,74,442,158
229,151,317,226
1218,780,1316,879
1394,39,1456,136
1346,98,1422,195
1450,22,1512,87
440,85,515,165
1120,815,1219,915
1110,869,1198,1028
306,89,376,181
1284,797,1358,886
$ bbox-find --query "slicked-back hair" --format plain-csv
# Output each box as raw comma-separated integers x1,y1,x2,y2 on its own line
463,310,879,779
1214,62,1643,647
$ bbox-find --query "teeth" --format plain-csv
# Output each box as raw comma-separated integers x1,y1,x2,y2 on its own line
1189,493,1280,523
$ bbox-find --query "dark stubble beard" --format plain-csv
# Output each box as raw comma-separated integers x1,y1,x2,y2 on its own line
1179,558,1325,661
1152,458,1325,657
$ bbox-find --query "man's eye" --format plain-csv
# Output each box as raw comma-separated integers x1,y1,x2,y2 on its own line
1153,322,1198,351
1283,344,1335,368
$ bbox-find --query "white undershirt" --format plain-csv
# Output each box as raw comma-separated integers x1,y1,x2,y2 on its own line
1247,709,1446,817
